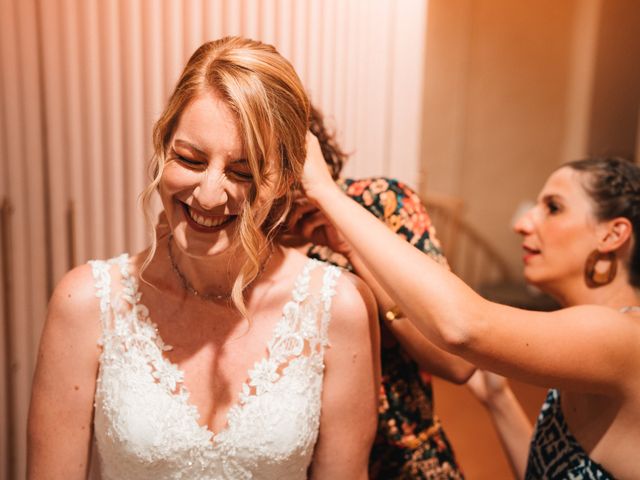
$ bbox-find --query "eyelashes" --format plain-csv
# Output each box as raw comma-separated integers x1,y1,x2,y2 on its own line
175,155,202,167
170,149,253,181
546,200,561,214
229,170,253,181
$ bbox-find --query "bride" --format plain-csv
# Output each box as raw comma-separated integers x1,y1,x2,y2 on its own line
28,37,380,480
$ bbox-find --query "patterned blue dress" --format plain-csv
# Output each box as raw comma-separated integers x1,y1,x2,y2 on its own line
526,389,614,479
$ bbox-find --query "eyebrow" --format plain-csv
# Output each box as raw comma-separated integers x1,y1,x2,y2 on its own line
540,193,563,203
173,139,208,157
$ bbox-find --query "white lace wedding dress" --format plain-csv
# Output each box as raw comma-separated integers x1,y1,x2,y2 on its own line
88,254,341,480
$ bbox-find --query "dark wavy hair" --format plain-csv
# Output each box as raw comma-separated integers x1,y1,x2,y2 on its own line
309,105,349,179
566,157,640,287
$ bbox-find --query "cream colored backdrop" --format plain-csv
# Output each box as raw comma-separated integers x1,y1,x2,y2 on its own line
0,1,428,477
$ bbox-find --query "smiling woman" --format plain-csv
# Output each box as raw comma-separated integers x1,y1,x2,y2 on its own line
159,93,254,259
300,134,640,479
27,37,380,480
140,37,311,315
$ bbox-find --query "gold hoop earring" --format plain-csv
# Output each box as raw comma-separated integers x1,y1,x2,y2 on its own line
584,250,617,288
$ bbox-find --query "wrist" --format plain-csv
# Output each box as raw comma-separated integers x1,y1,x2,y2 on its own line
308,181,343,208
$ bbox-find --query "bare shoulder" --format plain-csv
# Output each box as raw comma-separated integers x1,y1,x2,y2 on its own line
46,262,102,336
546,304,640,386
332,269,376,312
327,268,378,339
556,303,640,333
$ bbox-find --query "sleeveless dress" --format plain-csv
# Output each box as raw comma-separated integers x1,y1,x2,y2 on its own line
525,389,614,479
308,177,464,479
89,254,341,480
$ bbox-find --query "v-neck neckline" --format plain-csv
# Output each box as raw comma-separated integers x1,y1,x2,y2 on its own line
117,254,320,444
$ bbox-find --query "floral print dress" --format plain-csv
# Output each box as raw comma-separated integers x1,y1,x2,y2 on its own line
307,177,464,479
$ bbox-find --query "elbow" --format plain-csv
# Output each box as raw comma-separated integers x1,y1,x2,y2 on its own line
447,363,477,385
438,321,472,355
434,296,481,356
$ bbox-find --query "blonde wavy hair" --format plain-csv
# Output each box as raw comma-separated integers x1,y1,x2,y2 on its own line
140,37,310,315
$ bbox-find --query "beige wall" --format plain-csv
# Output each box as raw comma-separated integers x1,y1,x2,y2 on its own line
421,0,640,277
421,1,639,477
588,0,640,158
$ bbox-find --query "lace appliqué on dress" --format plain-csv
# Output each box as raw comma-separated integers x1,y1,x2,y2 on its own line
89,256,341,480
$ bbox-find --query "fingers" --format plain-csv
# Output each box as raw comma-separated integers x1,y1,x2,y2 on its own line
302,131,337,200
305,131,323,158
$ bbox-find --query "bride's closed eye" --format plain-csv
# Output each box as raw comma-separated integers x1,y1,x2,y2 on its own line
228,160,253,181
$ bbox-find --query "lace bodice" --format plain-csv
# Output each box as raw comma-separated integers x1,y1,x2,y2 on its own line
89,255,341,480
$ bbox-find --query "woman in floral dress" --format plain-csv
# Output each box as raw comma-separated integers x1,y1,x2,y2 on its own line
297,108,475,479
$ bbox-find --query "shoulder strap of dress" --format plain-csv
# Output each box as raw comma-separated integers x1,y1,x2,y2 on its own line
317,262,342,348
268,259,342,364
88,254,130,329
290,258,320,304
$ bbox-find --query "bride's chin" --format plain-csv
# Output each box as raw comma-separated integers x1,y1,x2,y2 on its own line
171,229,241,260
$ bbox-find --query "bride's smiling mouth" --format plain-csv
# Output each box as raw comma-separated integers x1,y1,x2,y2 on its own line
181,202,237,233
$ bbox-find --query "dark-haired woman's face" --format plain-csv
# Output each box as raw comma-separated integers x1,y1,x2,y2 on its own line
513,167,602,291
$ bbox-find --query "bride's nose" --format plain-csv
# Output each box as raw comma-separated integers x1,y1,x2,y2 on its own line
193,168,228,210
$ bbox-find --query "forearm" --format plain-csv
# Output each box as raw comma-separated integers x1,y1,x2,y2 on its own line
348,250,475,383
313,184,483,352
483,388,533,480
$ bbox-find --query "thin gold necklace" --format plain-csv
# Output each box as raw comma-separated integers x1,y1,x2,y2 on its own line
167,234,272,302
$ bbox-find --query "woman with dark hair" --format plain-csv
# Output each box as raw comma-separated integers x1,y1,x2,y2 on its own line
296,107,473,479
300,137,640,479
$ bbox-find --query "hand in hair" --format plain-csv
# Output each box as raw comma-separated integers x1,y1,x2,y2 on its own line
301,132,341,206
287,198,353,257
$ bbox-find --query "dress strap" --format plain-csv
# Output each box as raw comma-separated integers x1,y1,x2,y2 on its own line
318,263,342,348
267,259,330,365
88,254,130,330
290,258,320,304
89,259,112,319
